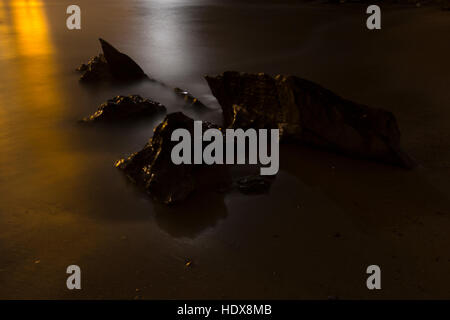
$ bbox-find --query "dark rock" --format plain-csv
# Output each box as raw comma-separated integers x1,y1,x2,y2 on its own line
80,95,166,123
76,63,88,72
99,38,147,80
77,54,112,82
77,38,148,82
205,71,415,168
174,87,209,111
237,175,274,195
115,112,231,204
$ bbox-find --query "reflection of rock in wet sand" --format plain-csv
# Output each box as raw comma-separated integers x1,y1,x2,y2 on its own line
153,191,227,238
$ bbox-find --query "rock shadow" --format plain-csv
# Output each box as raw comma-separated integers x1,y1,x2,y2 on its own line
153,190,228,239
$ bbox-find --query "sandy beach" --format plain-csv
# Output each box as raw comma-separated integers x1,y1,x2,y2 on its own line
0,0,449,299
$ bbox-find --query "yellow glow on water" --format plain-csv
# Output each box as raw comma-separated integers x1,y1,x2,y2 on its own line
0,0,53,58
0,0,80,187
3,0,59,110
0,1,14,60
12,0,53,57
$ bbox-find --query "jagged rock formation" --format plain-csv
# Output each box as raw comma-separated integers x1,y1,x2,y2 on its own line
76,54,111,82
80,95,166,123
115,112,231,204
205,71,415,168
77,38,148,82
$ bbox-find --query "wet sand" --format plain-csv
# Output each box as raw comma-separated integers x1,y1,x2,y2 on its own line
0,1,449,299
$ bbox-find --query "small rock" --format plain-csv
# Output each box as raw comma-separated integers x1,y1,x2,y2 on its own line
174,87,209,111
77,54,111,82
80,95,166,123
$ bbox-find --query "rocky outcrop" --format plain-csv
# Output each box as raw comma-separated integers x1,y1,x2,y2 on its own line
99,38,147,80
77,54,111,82
77,38,148,82
80,95,166,123
174,88,209,112
115,112,231,204
205,71,415,168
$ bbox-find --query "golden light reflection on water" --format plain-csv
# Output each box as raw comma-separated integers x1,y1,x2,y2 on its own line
0,0,80,191
12,0,53,57
0,0,52,59
0,1,14,60
0,1,107,282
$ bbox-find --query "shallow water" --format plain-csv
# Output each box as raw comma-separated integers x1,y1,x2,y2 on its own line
0,0,450,299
